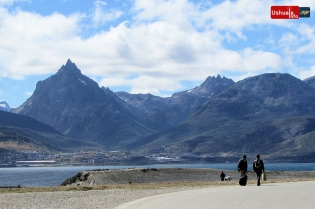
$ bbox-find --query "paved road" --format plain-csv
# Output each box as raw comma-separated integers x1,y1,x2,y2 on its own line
115,181,315,209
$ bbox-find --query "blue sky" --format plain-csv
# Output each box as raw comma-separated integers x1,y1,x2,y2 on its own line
0,0,315,108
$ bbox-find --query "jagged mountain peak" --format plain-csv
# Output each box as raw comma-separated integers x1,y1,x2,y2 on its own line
206,74,228,81
172,74,235,99
202,74,234,86
12,60,155,147
66,58,73,66
52,59,102,90
58,59,81,75
14,59,107,116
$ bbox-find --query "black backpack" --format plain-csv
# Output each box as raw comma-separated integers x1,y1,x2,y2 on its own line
254,160,261,169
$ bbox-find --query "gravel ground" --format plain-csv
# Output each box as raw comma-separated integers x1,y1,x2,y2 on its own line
0,187,208,209
1,168,314,209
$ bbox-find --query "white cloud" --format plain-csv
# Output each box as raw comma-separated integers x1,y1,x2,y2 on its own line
131,0,278,38
278,0,315,8
25,91,33,96
0,0,14,5
0,0,29,6
92,0,123,26
299,66,315,80
279,33,299,47
132,0,198,30
295,23,315,54
198,0,278,37
99,75,182,95
0,0,314,97
0,7,83,79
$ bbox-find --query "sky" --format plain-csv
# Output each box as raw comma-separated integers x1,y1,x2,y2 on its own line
0,0,315,108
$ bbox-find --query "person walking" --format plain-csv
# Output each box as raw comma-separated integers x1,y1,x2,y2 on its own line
253,155,265,186
237,155,248,176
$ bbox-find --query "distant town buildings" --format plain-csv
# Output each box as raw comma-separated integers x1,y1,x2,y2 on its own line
0,150,197,167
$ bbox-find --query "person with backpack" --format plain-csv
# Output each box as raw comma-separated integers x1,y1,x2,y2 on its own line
253,154,265,186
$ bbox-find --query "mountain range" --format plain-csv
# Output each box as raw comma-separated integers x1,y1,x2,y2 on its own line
115,74,235,130
132,73,315,160
2,59,315,162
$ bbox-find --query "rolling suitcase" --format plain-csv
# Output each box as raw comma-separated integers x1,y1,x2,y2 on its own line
239,175,248,186
262,172,266,181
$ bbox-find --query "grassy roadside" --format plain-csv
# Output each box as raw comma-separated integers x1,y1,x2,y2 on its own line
0,178,313,194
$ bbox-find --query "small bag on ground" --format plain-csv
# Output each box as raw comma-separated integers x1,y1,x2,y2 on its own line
239,175,248,186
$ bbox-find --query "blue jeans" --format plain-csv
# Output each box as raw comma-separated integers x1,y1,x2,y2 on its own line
256,171,262,185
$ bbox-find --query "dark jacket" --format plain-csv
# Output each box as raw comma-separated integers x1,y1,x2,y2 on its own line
237,158,248,171
253,159,265,173
220,172,225,178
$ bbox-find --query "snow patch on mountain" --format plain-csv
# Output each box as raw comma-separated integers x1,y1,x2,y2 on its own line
79,79,87,86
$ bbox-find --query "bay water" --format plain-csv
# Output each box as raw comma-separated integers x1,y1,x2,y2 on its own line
0,163,314,187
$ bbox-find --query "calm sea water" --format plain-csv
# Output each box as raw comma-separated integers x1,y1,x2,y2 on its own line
0,163,314,187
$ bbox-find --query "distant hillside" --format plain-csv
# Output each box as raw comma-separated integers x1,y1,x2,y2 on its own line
0,126,101,153
236,116,315,162
0,110,102,154
0,110,61,134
